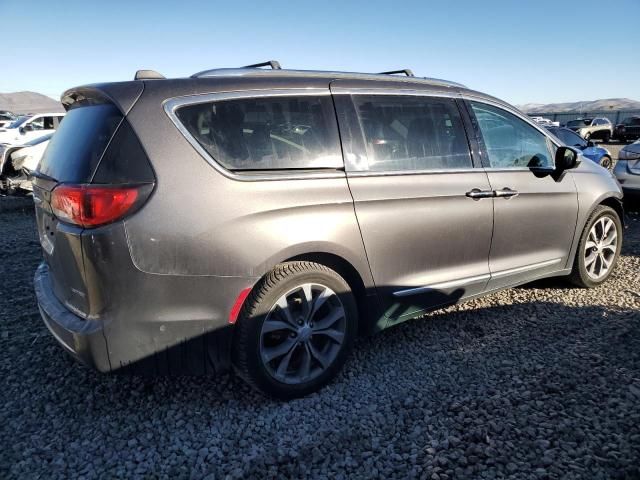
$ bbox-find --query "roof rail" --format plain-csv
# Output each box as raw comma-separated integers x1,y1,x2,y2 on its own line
379,69,415,77
134,69,166,80
243,60,282,70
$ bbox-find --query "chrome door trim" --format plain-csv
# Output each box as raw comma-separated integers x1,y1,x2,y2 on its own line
330,87,461,99
392,258,563,298
347,167,479,178
393,273,491,298
490,258,563,279
163,88,345,182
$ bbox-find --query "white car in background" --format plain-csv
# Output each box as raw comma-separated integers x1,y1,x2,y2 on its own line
530,116,560,127
0,112,65,145
0,133,52,195
0,111,16,128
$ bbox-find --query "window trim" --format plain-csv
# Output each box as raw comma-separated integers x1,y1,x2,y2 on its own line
334,90,477,175
163,88,345,182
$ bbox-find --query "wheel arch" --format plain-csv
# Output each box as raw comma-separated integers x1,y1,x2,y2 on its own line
284,251,379,336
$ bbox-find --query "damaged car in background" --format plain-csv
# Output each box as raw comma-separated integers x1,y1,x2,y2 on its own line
0,133,51,195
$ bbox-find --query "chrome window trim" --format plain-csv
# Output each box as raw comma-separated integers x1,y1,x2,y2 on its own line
490,258,562,279
348,168,480,178
163,88,344,182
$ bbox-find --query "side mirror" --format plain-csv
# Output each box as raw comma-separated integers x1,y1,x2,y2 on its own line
19,126,25,135
555,146,580,171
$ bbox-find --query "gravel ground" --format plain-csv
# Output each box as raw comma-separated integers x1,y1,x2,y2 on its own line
1,197,639,480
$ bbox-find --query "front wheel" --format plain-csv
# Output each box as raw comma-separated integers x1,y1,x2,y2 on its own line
232,262,358,399
569,205,622,288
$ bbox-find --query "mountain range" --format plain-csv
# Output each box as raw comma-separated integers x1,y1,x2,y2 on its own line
0,91,64,114
517,98,640,114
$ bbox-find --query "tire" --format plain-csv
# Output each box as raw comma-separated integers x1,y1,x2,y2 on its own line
599,155,613,170
569,205,622,288
603,131,611,143
232,261,358,399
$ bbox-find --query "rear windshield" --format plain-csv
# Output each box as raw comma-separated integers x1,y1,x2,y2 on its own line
38,104,122,182
175,95,343,171
566,119,591,128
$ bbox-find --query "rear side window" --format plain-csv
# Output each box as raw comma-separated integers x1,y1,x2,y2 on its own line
175,95,343,171
38,104,122,182
350,95,472,172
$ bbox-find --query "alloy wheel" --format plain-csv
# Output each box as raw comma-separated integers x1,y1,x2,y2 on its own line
259,283,346,384
584,216,618,280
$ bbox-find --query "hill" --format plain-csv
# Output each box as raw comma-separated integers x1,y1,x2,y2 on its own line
518,98,640,114
0,91,64,114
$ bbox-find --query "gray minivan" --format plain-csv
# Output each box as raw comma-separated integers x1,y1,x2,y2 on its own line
33,63,624,398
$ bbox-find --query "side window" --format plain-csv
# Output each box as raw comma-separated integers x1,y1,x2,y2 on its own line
29,117,44,131
43,116,55,129
175,95,342,171
556,128,586,148
350,95,472,172
470,102,553,169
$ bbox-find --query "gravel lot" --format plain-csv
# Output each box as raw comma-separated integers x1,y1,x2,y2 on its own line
1,197,639,480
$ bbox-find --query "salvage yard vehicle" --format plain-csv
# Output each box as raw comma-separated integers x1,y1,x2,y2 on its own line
0,110,16,128
614,116,640,143
566,117,613,142
614,139,640,198
0,133,51,195
0,112,64,145
33,62,624,398
546,126,613,169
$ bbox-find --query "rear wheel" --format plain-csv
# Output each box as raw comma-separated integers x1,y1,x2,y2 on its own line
599,155,613,170
569,205,622,288
232,262,358,399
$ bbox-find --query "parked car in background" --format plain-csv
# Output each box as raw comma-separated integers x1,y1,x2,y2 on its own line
0,110,16,128
33,63,624,398
566,117,613,142
0,112,65,145
530,116,559,127
0,133,52,195
546,126,613,169
614,140,640,198
613,116,640,143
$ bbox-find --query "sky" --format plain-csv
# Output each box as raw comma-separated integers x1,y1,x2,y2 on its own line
1,0,638,106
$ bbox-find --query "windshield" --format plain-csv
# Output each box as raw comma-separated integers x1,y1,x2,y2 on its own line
567,119,592,128
7,116,29,129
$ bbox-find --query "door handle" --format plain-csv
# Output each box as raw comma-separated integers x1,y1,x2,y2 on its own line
465,188,494,200
494,187,519,198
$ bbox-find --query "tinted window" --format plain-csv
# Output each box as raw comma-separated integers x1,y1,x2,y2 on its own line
567,119,591,128
38,104,122,182
176,95,342,171
351,95,471,171
552,128,586,148
470,102,552,168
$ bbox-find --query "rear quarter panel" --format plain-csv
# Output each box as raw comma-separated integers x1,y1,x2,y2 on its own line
121,83,374,289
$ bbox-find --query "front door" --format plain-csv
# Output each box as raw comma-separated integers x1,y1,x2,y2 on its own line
332,85,494,327
467,101,579,290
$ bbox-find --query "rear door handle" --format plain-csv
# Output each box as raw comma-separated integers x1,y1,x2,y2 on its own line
465,188,494,200
494,187,519,198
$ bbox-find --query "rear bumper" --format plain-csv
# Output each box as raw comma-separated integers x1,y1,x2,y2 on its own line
34,262,111,371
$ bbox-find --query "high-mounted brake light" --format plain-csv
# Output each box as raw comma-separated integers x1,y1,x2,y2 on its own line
51,185,142,228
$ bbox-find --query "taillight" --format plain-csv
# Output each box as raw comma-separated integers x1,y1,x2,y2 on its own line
51,184,150,228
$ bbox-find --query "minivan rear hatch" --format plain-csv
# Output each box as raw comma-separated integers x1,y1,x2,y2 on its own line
33,89,154,318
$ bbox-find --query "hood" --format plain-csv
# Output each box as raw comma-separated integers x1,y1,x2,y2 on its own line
622,140,640,155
